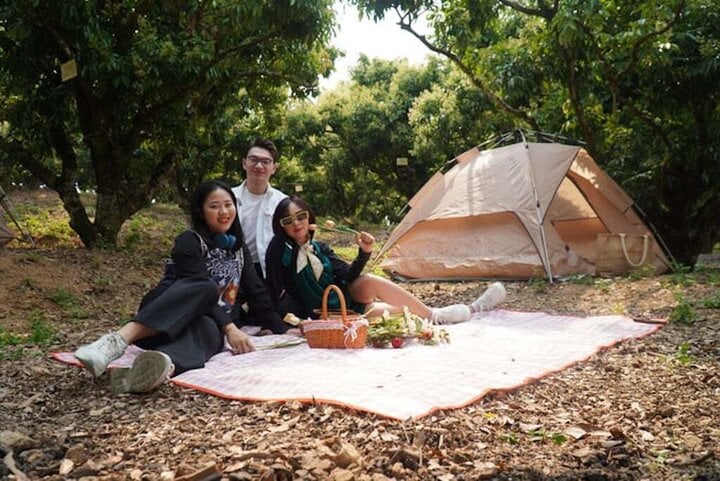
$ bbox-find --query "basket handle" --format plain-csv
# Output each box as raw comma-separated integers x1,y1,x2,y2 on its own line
321,284,348,324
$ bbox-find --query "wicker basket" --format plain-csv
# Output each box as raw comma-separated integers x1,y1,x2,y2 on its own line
302,285,368,349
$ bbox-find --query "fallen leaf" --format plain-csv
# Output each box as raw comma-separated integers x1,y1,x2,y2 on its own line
564,425,588,440
59,458,74,476
519,422,543,433
267,415,300,433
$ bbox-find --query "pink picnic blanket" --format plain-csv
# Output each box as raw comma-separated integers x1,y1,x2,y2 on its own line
53,309,661,420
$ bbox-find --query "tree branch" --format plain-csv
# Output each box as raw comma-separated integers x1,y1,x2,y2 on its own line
397,19,540,130
618,0,685,77
0,139,59,190
498,0,556,19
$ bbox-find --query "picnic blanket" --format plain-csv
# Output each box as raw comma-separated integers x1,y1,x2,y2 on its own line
53,309,662,420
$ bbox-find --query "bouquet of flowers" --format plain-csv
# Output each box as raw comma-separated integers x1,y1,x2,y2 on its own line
367,307,450,348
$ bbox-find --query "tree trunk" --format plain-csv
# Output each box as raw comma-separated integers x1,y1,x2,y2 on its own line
57,186,99,248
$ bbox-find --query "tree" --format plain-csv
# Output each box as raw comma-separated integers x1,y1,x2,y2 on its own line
0,0,336,247
283,57,447,222
355,0,720,265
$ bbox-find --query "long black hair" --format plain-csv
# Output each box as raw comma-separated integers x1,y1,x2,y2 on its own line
189,180,243,252
271,195,317,243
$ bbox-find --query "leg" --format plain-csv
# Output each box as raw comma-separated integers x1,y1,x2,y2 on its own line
75,278,217,378
348,274,432,319
117,321,159,344
111,310,223,394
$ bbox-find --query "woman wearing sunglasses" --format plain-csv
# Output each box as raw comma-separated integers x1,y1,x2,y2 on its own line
265,196,506,324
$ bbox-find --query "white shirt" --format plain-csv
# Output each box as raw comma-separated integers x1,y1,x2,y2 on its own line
232,181,287,276
239,188,264,263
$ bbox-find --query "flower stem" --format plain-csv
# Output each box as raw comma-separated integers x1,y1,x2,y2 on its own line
316,224,360,236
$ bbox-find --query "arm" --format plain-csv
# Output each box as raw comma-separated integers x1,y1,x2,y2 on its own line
264,236,288,304
239,242,289,334
318,241,371,287
171,231,239,332
171,231,210,279
266,236,312,319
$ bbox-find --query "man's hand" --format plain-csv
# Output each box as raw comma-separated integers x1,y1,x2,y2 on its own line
224,324,255,354
357,231,375,253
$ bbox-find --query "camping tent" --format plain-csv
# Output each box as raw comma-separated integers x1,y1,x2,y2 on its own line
377,140,671,280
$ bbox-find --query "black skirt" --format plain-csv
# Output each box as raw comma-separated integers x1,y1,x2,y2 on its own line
134,278,225,375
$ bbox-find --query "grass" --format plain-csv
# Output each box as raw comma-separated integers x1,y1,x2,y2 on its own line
329,245,388,277
0,311,57,360
703,292,720,309
673,342,694,366
28,310,56,345
48,287,89,321
10,189,185,250
16,205,80,247
564,274,596,285
119,207,186,252
527,278,548,293
669,293,697,325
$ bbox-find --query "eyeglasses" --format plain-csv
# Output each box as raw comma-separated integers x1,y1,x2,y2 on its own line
246,155,274,167
279,210,309,227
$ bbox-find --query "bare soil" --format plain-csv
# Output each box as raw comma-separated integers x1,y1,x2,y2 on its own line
1,193,719,481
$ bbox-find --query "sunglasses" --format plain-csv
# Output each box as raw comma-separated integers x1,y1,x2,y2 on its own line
279,210,309,227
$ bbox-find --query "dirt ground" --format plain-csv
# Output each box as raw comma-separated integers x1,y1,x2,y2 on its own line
1,198,719,480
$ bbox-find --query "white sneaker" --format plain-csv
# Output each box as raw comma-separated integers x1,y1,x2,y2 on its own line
74,332,128,377
111,351,175,394
471,282,507,313
431,304,472,325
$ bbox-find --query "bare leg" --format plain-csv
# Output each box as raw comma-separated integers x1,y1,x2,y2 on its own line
348,274,432,319
117,321,160,344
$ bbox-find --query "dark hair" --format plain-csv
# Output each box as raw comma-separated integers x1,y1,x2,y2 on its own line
246,137,279,163
272,195,316,242
189,180,243,252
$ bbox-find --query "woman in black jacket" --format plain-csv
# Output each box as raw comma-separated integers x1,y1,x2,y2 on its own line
265,196,506,323
74,181,289,393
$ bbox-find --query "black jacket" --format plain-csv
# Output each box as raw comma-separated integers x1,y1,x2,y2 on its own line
140,230,288,334
264,236,370,319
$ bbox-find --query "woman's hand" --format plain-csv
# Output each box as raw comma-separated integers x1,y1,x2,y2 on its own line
224,324,255,354
357,231,375,253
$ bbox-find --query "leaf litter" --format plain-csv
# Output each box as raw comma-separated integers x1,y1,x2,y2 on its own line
1,244,720,479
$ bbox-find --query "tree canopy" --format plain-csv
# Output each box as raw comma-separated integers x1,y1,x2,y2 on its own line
0,0,336,247
2,0,719,266
354,0,720,265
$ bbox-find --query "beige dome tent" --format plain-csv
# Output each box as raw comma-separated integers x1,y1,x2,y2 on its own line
377,139,671,280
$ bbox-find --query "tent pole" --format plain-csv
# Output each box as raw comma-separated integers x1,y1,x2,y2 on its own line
0,186,35,247
520,133,554,282
535,201,554,283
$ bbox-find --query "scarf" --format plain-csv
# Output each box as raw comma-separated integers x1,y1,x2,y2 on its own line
296,241,325,280
282,240,339,311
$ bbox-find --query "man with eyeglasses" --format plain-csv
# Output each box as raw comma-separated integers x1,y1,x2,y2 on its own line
232,138,288,278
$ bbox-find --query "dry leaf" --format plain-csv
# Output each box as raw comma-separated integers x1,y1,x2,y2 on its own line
600,440,624,448
519,422,543,433
564,425,588,440
267,415,300,433
58,458,74,476
571,447,600,459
